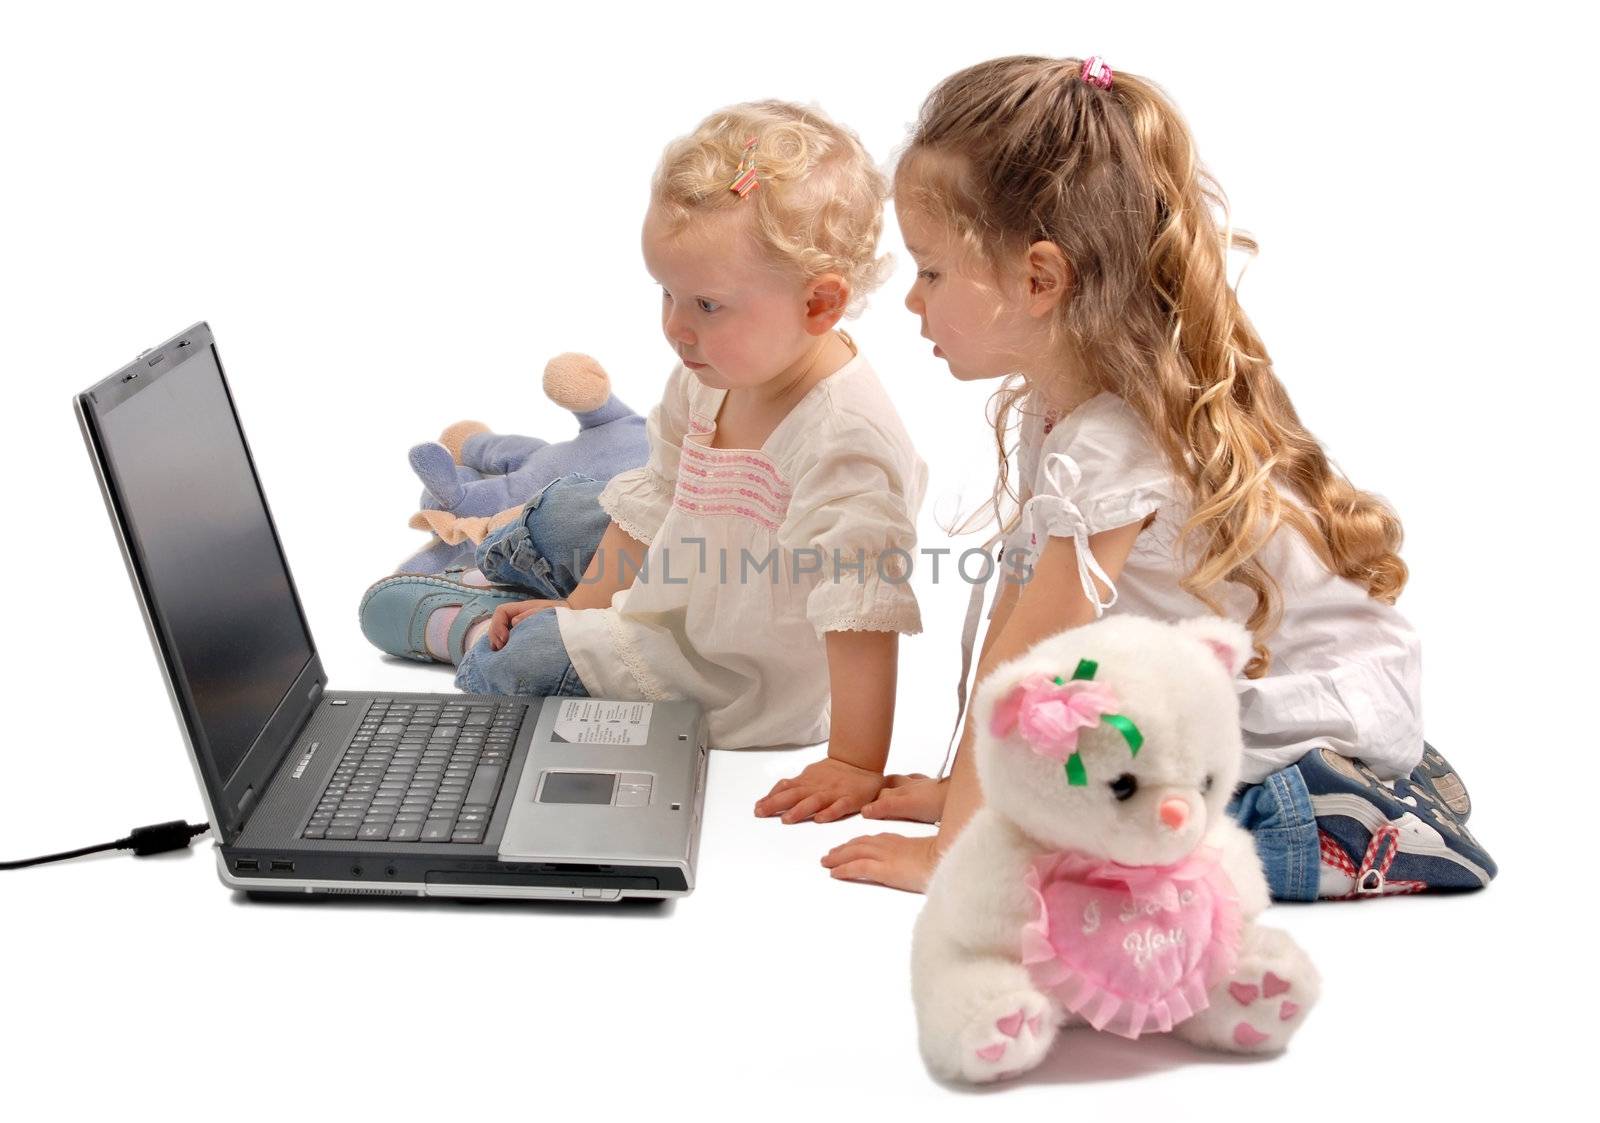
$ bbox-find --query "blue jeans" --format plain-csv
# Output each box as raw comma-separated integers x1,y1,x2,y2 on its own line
1227,763,1320,902
454,473,611,700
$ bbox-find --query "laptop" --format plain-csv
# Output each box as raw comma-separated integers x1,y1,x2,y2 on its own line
76,322,708,901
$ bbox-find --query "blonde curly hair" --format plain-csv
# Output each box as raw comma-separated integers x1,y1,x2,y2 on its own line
899,56,1408,677
652,100,891,316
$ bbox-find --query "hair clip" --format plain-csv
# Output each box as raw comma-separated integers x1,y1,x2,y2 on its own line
1080,56,1114,91
729,137,760,199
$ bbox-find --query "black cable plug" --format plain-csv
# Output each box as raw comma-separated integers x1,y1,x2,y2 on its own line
2,820,211,870
125,820,210,856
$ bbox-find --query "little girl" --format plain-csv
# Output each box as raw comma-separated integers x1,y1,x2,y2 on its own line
822,56,1496,900
361,100,928,818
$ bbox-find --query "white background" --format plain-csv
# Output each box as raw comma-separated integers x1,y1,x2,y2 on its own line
3,1,1593,1117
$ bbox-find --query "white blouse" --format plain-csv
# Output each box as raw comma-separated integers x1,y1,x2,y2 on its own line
555,351,928,750
978,392,1423,785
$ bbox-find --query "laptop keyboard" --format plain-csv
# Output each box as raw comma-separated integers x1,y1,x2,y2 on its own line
302,698,526,844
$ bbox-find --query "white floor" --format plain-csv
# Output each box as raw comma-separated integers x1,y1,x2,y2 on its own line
2,648,1575,1117
5,2,1591,1117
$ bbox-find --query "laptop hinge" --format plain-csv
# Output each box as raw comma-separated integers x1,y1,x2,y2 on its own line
232,674,328,840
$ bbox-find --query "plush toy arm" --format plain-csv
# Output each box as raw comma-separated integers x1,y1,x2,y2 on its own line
459,432,550,476
413,434,552,518
921,812,1044,954
1210,817,1271,920
912,813,1062,1082
411,443,479,512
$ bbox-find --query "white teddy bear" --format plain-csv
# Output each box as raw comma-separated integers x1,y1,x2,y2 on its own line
912,615,1320,1083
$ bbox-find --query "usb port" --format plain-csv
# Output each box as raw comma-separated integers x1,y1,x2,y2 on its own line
234,859,259,871
269,860,295,873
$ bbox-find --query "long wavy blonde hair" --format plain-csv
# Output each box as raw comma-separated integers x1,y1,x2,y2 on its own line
899,56,1406,676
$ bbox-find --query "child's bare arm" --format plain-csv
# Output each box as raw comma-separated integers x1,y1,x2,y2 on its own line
489,520,650,649
753,629,899,824
824,522,1145,891
565,519,650,611
939,523,1144,842
864,563,1024,820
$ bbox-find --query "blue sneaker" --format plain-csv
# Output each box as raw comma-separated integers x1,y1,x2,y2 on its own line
358,572,525,664
1297,746,1496,897
1402,743,1473,821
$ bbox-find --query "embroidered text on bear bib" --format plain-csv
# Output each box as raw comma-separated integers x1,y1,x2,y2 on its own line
1021,847,1242,1039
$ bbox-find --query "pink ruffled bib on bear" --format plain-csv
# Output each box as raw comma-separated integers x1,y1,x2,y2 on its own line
1022,848,1242,1039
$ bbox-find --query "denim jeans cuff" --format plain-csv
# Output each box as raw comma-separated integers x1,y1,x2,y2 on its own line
1229,765,1321,902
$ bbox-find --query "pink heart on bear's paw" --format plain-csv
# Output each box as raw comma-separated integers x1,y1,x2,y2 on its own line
996,1012,1025,1038
975,1042,1007,1063
1228,982,1259,1006
1262,972,1291,998
1233,1022,1269,1048
1279,1001,1300,1021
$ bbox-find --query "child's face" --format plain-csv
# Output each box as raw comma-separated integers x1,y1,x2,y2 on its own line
642,202,818,391
896,197,1040,383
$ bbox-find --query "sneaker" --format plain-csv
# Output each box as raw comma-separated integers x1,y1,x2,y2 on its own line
1401,743,1473,820
358,572,525,664
1297,747,1496,898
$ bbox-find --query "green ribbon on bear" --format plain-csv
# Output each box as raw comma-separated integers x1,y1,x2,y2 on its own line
1053,658,1144,786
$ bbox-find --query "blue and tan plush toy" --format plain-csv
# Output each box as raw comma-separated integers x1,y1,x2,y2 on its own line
398,352,647,573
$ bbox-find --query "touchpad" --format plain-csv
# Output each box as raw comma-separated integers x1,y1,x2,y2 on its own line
539,771,617,805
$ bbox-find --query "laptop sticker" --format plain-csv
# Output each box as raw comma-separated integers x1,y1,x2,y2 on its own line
551,699,654,746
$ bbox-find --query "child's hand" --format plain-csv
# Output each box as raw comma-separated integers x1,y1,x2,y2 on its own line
821,832,941,894
753,758,884,824
488,598,565,650
861,773,948,824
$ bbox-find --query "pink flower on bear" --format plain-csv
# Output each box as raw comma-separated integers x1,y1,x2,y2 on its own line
991,673,1122,761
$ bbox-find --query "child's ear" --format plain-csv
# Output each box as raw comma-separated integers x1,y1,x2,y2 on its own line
1176,616,1253,678
1024,241,1072,317
804,274,850,333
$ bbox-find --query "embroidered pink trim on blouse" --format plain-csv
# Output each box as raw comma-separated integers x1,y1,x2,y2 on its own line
677,457,792,503
672,428,793,532
676,479,791,518
681,438,788,480
672,496,783,532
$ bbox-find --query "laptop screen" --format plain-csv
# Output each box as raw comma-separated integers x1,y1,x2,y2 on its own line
94,341,314,791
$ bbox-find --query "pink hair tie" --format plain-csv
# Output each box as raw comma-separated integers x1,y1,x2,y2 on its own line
1080,56,1114,91
729,136,760,199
